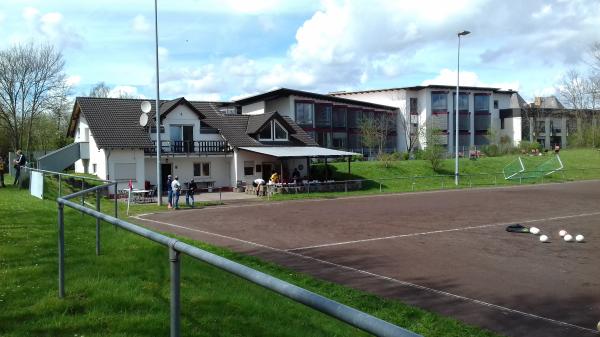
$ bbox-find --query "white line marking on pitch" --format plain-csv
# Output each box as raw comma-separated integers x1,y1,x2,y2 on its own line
287,211,600,251
132,214,600,335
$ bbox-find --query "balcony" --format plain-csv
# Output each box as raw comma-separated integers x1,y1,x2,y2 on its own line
431,113,448,130
144,140,232,155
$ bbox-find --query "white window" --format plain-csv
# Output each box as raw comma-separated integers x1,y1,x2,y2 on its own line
274,121,288,140
193,162,211,177
258,122,273,140
258,120,288,141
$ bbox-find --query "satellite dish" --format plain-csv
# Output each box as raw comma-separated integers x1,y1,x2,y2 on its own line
139,113,149,127
140,101,152,113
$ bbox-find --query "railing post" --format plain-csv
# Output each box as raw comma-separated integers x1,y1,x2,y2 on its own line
169,245,181,337
96,189,101,256
114,182,118,219
307,182,310,194
344,180,348,193
58,203,65,298
379,181,382,193
58,174,62,197
468,175,472,188
81,178,85,214
219,187,222,202
494,174,497,186
411,176,415,191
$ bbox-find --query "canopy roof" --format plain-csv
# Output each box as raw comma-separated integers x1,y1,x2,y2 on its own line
239,146,358,158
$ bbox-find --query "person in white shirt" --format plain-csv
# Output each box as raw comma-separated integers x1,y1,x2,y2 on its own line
253,178,265,196
171,176,181,209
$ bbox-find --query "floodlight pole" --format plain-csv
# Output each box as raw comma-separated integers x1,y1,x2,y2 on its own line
154,0,162,205
455,30,470,186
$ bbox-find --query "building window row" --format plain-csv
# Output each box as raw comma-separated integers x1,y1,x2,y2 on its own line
431,92,491,113
295,101,392,129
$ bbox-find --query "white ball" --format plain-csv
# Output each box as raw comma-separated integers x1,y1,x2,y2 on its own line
575,234,584,242
564,234,573,242
559,230,567,237
530,227,540,235
539,235,548,242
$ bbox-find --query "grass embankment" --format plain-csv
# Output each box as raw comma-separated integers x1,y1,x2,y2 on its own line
271,149,600,200
0,174,501,337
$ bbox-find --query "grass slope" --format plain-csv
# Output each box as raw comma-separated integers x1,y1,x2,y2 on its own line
0,174,501,337
272,149,600,200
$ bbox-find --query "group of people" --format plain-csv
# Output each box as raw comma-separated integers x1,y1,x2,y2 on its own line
252,168,302,196
165,175,197,209
0,150,27,188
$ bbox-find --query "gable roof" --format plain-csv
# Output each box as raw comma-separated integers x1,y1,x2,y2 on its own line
233,87,398,111
68,97,318,150
246,111,296,135
68,97,155,149
160,97,206,120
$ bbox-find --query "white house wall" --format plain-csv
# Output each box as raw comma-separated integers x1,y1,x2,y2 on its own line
74,116,107,179
265,96,292,116
145,156,231,188
241,101,265,115
107,149,145,190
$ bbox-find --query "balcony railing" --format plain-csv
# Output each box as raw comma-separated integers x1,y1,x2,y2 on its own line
144,140,232,155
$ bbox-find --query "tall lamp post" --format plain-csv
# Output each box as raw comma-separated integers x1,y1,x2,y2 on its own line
154,0,162,205
455,30,470,186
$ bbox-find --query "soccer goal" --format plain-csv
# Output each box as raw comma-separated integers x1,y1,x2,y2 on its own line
528,154,564,178
503,157,525,180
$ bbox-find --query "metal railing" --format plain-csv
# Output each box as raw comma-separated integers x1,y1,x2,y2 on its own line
144,140,232,155
56,178,421,337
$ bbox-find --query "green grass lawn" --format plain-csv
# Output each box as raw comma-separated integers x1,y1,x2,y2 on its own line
0,174,501,337
271,148,600,200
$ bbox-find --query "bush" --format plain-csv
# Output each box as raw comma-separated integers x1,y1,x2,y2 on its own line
376,152,402,168
518,140,541,153
402,152,410,161
423,145,445,172
482,144,500,157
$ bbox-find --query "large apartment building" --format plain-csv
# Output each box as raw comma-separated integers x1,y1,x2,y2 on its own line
331,85,524,152
230,88,399,155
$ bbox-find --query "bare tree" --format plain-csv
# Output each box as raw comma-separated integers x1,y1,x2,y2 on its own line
0,43,67,153
398,107,425,154
359,112,395,158
88,81,138,99
88,82,111,98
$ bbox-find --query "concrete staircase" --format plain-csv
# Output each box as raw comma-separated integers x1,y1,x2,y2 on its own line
37,142,89,172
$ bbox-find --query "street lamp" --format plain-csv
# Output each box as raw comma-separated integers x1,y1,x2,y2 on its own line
455,30,470,186
154,0,162,205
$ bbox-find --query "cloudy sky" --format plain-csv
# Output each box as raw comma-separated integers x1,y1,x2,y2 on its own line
1,0,598,102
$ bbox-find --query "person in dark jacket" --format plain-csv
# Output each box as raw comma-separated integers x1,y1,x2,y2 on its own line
186,179,197,207
12,150,26,186
166,175,173,208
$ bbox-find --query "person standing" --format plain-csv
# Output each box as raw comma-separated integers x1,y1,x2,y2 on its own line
171,176,181,210
0,154,6,187
166,174,173,209
12,150,26,186
187,179,197,207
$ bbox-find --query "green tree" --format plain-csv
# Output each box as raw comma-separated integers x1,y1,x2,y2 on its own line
423,126,445,172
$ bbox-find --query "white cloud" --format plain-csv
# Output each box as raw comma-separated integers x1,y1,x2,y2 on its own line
19,7,83,49
66,75,81,87
132,14,150,33
22,7,39,22
109,86,145,98
158,46,169,62
532,4,552,19
422,68,520,91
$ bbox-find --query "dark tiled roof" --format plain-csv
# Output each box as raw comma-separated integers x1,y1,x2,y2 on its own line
72,97,154,149
69,97,318,150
